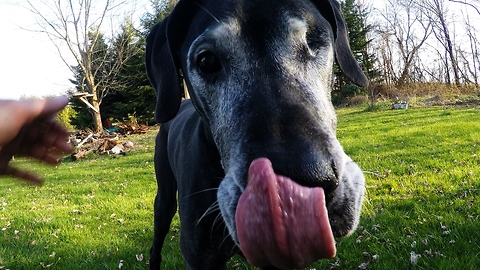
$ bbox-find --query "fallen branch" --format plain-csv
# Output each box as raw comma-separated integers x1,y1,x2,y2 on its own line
77,133,94,148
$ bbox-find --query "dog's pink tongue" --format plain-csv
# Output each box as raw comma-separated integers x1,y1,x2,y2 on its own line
236,158,336,269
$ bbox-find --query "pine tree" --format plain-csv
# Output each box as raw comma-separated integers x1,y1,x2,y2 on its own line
101,20,156,125
101,0,179,124
141,0,179,34
332,0,379,105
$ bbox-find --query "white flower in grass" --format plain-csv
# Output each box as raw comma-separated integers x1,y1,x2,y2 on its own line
410,251,421,266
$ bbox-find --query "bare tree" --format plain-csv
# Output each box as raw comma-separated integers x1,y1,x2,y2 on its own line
420,0,461,86
448,0,480,85
463,17,480,84
26,0,139,133
376,30,396,85
374,0,432,87
448,0,480,15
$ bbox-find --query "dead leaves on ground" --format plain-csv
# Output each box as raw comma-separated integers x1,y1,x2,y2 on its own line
68,123,150,160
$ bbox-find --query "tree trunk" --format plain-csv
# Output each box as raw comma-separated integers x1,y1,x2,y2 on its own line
91,99,103,133
440,17,460,86
89,84,103,133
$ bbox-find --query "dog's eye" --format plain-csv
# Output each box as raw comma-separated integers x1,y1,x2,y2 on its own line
197,51,222,74
306,27,328,53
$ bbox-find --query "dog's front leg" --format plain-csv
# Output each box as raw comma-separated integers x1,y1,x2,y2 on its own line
150,126,178,270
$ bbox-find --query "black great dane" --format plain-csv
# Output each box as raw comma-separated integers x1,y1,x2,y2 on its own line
146,0,367,269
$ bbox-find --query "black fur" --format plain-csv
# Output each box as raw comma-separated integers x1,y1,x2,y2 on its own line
146,0,367,269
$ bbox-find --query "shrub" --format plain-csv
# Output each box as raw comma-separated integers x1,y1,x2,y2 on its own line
332,83,366,106
348,95,369,106
56,105,77,131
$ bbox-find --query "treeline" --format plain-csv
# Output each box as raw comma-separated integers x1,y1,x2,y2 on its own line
335,0,480,107
371,0,480,87
59,0,478,130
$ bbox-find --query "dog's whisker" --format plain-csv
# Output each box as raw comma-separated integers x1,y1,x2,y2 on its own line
228,240,240,255
211,209,224,226
209,211,227,242
194,2,220,23
184,187,219,199
196,201,220,227
221,231,236,250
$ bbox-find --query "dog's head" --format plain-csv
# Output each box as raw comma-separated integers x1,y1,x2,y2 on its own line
147,0,366,268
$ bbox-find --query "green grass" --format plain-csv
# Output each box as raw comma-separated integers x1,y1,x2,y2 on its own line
327,106,480,270
1,106,480,269
0,131,159,269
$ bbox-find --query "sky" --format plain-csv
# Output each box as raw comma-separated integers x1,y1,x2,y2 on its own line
0,0,151,100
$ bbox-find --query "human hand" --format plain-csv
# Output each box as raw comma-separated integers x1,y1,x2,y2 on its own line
0,96,73,185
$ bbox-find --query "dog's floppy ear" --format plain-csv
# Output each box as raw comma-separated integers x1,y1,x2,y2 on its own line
313,0,368,87
146,20,182,123
146,0,199,123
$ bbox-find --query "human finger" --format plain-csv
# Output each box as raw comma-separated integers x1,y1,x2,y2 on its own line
15,121,72,158
42,121,73,153
27,145,68,165
2,165,43,186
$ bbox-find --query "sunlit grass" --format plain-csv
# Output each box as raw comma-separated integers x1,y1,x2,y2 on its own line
1,106,480,269
320,106,480,270
0,130,158,269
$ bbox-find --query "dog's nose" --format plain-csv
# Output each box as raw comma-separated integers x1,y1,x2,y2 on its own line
273,159,339,201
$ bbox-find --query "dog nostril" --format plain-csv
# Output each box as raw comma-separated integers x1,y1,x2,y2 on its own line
331,159,340,186
274,160,339,194
320,162,339,195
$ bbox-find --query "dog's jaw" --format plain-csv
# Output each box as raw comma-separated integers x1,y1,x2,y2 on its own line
327,157,365,237
217,153,365,245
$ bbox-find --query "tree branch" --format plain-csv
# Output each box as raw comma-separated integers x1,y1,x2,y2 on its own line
448,0,480,15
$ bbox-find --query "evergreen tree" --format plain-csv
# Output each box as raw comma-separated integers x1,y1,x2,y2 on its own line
332,0,379,105
97,0,179,125
100,19,156,125
141,0,179,34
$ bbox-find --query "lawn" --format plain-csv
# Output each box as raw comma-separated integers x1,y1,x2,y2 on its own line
0,131,159,269
1,105,479,269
